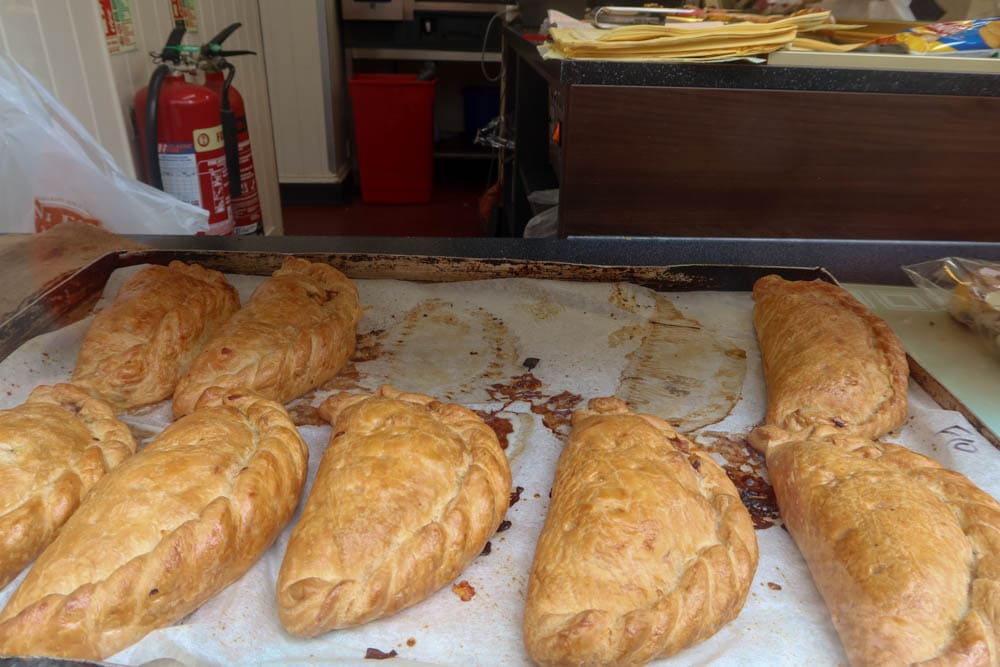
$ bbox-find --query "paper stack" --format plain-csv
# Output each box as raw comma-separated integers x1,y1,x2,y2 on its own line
546,10,833,61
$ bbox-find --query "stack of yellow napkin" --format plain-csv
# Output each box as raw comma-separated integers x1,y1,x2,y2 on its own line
547,10,834,61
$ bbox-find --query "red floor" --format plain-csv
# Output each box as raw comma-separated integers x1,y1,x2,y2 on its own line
282,162,493,237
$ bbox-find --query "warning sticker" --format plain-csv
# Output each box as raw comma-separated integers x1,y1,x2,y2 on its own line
193,125,224,153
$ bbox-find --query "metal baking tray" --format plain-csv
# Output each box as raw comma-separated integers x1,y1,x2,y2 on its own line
2,248,998,666
0,248,991,448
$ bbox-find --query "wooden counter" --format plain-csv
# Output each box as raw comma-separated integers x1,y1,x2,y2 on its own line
501,25,1000,240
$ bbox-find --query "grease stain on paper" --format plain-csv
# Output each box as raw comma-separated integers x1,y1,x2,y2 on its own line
609,282,641,313
379,299,523,402
696,432,780,530
617,294,747,433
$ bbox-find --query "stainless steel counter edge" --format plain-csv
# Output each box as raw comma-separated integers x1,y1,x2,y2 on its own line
128,236,1000,286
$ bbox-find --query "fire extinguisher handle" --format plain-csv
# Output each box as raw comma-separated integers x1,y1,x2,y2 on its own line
145,63,171,190
220,64,242,199
207,22,242,49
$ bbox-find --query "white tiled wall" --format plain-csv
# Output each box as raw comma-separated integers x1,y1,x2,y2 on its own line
0,0,283,234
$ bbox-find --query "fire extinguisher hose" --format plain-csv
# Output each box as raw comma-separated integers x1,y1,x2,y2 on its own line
220,63,242,198
145,63,170,190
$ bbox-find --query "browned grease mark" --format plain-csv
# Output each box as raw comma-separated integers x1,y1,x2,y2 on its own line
609,282,641,313
531,391,583,439
384,300,521,397
320,361,365,392
406,638,416,647
365,647,398,660
618,294,746,433
353,329,385,362
452,580,476,602
699,434,780,530
287,402,326,427
527,297,562,320
608,323,644,349
487,372,543,405
475,410,513,450
483,372,582,439
767,582,783,591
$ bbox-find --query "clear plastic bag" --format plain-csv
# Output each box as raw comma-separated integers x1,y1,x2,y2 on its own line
903,257,1000,355
0,55,208,235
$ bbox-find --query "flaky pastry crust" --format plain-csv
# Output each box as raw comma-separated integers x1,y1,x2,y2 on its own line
276,385,511,636
524,397,758,666
172,257,360,417
0,389,308,660
748,275,909,452
72,261,240,411
0,384,135,591
768,435,1000,666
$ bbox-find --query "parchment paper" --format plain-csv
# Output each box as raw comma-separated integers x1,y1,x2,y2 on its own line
1,266,998,667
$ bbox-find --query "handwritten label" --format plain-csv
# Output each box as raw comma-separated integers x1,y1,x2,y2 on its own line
937,424,978,454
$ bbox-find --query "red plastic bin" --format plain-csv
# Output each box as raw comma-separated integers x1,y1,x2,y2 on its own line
349,74,437,204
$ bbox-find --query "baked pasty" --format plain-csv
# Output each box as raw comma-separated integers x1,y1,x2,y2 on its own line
748,275,909,452
768,434,1000,666
172,257,360,417
0,384,135,591
524,398,758,666
72,261,240,411
0,389,308,660
276,385,511,636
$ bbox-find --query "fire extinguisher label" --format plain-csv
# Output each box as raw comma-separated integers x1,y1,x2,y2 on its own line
159,150,202,208
193,126,225,153
156,123,233,236
233,134,262,235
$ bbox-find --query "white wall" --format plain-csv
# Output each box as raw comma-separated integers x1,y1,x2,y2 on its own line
0,0,136,176
0,0,284,234
259,0,348,183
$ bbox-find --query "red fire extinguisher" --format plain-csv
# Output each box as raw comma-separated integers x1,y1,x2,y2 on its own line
199,23,262,235
135,22,235,235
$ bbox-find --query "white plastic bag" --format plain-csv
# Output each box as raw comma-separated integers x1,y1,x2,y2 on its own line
0,55,208,235
524,188,559,238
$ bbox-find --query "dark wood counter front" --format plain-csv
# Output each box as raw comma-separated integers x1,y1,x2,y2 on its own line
502,25,1000,240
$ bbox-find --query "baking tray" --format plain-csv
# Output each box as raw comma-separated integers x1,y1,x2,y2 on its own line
0,248,991,450
0,249,844,667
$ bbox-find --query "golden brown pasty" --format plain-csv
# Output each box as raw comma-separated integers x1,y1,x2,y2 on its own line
172,257,360,417
748,275,909,452
524,397,758,666
768,434,1000,666
0,384,135,591
71,261,240,411
276,385,511,636
0,389,308,660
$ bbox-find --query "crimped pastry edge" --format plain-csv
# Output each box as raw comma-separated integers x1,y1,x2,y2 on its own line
0,388,307,660
171,258,360,418
71,261,240,412
767,434,1000,666
524,397,759,665
748,275,909,453
277,384,511,636
0,384,136,591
